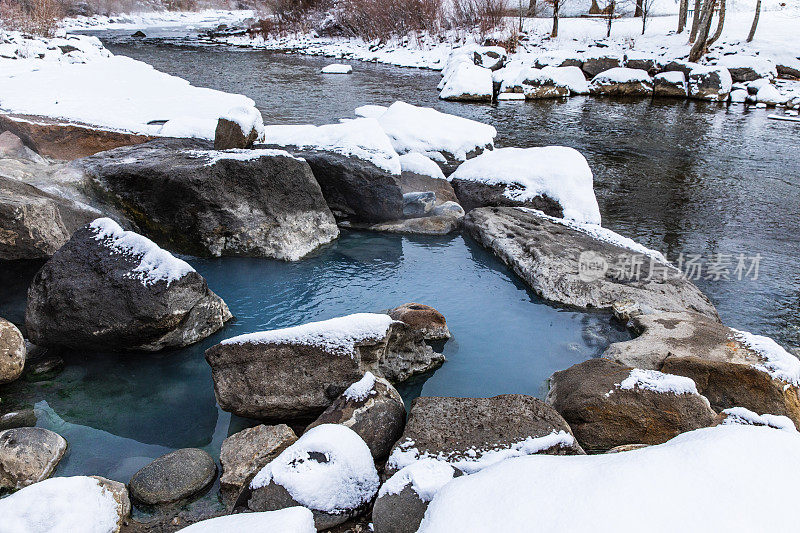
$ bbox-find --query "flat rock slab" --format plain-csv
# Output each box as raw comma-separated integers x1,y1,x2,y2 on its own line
463,207,718,318
129,448,217,505
0,427,67,490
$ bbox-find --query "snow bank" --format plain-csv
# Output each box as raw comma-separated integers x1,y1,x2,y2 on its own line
0,476,122,533
721,407,797,432
387,431,576,475
354,105,388,119
221,313,396,357
375,102,496,161
731,329,800,386
321,63,353,74
250,424,379,514
378,459,459,502
177,508,315,533
262,118,401,174
619,368,699,395
399,152,446,179
343,372,377,401
89,218,194,287
450,147,601,225
419,425,800,532
62,9,254,31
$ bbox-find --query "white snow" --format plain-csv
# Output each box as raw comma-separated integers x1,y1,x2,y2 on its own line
250,424,379,514
731,329,800,387
449,147,601,225
756,83,789,105
721,407,797,432
89,218,194,286
729,88,749,103
419,425,800,532
542,66,591,95
378,459,458,502
439,62,493,101
386,431,576,475
176,508,316,533
321,63,353,74
0,476,122,533
262,118,401,174
375,101,496,161
688,65,733,100
497,92,526,101
183,148,300,166
619,368,699,395
220,313,396,357
655,70,688,89
220,105,265,141
343,372,377,402
62,9,254,31
591,67,653,89
399,153,446,180
717,55,777,79
354,105,388,119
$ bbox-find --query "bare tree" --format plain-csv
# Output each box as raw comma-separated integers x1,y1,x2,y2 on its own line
688,0,716,61
640,0,656,34
747,0,760,42
677,0,688,33
689,0,702,41
545,0,564,38
706,0,725,47
634,0,642,17
527,0,537,16
605,0,616,38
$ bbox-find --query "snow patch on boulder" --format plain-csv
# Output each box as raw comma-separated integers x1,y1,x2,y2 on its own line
379,459,459,502
343,371,378,402
321,63,353,74
732,329,800,386
177,508,316,533
399,152,446,179
721,407,797,433
619,368,699,395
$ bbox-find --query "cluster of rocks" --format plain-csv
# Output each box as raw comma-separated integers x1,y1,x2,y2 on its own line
440,45,799,108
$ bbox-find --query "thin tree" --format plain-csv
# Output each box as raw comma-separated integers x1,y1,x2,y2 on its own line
635,0,642,17
688,0,717,62
747,0,761,42
689,0,702,41
547,0,564,38
605,0,616,38
678,0,688,33
527,0,537,16
706,0,725,47
640,0,656,34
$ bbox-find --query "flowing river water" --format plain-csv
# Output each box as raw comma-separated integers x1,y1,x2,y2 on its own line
1,26,799,512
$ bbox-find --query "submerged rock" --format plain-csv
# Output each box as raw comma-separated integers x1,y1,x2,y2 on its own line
463,207,718,318
220,424,297,499
76,138,339,259
305,372,406,460
385,395,584,478
0,427,67,490
128,448,217,505
355,209,464,235
547,358,716,452
0,410,37,431
25,218,232,352
0,318,25,384
206,313,444,420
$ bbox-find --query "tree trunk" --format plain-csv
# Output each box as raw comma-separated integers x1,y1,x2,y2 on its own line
551,0,559,38
747,0,761,42
635,0,643,17
606,0,615,38
688,0,717,62
641,9,647,34
707,0,725,47
678,0,688,33
527,0,537,17
689,0,702,42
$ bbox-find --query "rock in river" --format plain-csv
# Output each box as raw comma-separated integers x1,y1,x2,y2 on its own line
0,318,25,384
387,303,451,340
25,218,232,352
0,427,67,490
220,424,298,498
590,68,653,96
206,313,443,420
75,138,339,260
463,207,718,318
128,448,217,505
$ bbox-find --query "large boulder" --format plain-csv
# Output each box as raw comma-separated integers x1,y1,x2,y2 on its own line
397,153,458,204
305,372,406,460
25,218,232,352
385,395,584,478
518,69,570,99
463,207,718,318
653,71,688,97
0,318,25,384
0,427,67,490
582,52,623,78
716,55,776,82
603,311,800,427
206,313,444,420
387,303,451,340
590,68,653,96
76,138,339,259
472,46,507,71
439,62,493,102
219,424,298,499
687,65,732,101
546,358,716,452
0,131,46,163
243,424,380,530
128,448,217,505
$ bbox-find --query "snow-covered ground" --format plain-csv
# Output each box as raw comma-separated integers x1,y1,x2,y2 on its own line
61,9,254,31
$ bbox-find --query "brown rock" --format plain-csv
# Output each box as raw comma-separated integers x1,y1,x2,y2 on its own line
605,443,650,453
387,303,450,341
0,427,67,490
214,118,258,150
0,318,25,384
91,476,132,531
219,424,297,497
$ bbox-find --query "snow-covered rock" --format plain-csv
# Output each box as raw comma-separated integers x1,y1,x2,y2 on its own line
591,67,653,96
718,407,797,432
448,146,601,225
214,105,265,149
0,318,25,385
729,88,749,103
717,55,777,82
439,62,493,102
399,152,446,180
755,83,789,106
472,46,507,71
245,424,380,530
0,427,67,490
654,71,688,97
321,63,352,74
687,65,732,101
517,68,571,99
177,508,316,533
25,218,232,352
0,476,130,533
625,51,659,72
542,65,591,95
581,50,623,77
418,425,800,532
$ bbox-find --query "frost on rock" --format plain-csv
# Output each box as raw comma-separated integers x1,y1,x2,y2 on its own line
183,148,301,166
177,508,316,533
0,476,122,533
220,313,396,357
378,459,458,502
449,147,601,225
418,425,800,532
399,153,446,179
721,407,797,433
375,101,496,161
618,368,699,395
343,371,378,401
263,118,401,174
250,424,380,514
221,105,266,141
321,63,353,74
89,218,194,286
731,329,800,387
386,431,576,475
